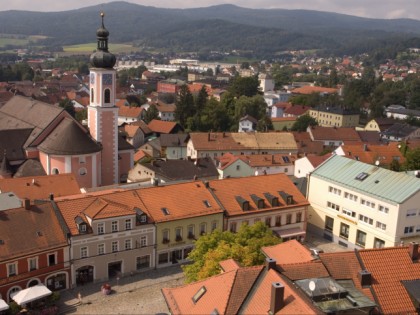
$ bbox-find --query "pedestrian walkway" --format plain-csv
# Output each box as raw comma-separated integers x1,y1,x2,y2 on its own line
303,231,348,253
58,265,184,314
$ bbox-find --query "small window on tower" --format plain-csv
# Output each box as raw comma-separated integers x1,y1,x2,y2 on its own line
104,88,111,103
91,88,94,103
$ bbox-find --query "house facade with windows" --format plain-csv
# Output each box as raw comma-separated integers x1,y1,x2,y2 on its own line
187,132,298,161
307,155,420,249
308,106,359,128
208,174,310,242
55,190,155,286
0,201,70,303
136,182,224,268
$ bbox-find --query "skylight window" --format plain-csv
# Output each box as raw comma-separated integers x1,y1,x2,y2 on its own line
355,172,369,181
192,286,207,304
203,200,211,208
161,207,170,216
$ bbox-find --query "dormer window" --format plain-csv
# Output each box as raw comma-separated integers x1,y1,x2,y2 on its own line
279,191,294,205
264,193,279,207
192,286,207,304
75,216,87,234
250,194,265,209
235,196,250,211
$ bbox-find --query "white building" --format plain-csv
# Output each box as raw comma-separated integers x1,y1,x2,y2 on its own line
307,155,420,249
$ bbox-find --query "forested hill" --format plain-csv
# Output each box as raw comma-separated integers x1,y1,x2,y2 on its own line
1,1,420,57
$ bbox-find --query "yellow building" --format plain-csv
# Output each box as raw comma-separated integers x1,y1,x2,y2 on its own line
309,106,359,127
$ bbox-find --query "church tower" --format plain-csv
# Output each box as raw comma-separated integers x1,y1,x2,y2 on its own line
88,13,118,186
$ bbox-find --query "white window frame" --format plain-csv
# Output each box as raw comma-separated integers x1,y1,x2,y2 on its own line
125,239,132,250
140,236,147,247
97,223,105,235
7,262,17,277
359,214,373,225
125,219,132,230
80,246,88,259
379,205,389,214
376,221,386,230
112,241,119,253
98,244,105,255
328,186,342,196
327,201,340,211
344,192,358,202
111,221,118,233
28,257,38,271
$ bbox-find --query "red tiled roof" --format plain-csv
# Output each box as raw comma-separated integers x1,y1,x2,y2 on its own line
338,142,405,165
284,105,311,116
135,181,223,223
319,251,374,301
0,202,68,259
134,149,150,162
217,153,298,170
292,86,338,95
122,124,140,138
0,173,81,201
162,265,263,315
242,269,318,315
148,119,178,134
208,175,309,217
280,261,330,281
309,126,361,141
219,259,241,272
306,153,333,168
262,240,314,266
358,246,420,314
118,105,143,118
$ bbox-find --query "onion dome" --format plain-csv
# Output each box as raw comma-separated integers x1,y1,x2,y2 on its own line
90,12,116,69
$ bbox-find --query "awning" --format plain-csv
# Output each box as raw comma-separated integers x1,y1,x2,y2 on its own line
11,284,52,306
274,227,306,238
0,299,9,311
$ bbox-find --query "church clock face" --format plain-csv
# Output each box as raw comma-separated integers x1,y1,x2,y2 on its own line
102,74,113,85
90,73,95,85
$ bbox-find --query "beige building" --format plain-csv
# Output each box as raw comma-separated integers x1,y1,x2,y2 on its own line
307,155,420,249
56,190,155,286
309,106,359,128
187,132,298,161
136,181,224,268
208,173,310,242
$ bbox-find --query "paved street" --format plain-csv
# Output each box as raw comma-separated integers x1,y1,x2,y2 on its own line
58,265,185,314
57,233,345,314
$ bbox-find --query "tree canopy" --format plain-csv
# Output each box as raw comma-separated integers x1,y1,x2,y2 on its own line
291,114,318,131
182,222,281,283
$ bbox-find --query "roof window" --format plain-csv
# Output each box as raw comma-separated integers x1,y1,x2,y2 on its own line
161,207,170,216
192,286,207,304
355,172,369,181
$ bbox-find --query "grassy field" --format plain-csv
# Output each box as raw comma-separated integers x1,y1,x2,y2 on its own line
63,42,141,54
0,34,48,48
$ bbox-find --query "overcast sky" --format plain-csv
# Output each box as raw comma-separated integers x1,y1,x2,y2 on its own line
1,0,420,20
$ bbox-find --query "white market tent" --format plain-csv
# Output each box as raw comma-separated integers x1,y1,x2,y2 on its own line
0,299,9,311
11,284,52,306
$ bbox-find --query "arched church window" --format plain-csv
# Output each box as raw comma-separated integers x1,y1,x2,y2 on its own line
91,88,94,103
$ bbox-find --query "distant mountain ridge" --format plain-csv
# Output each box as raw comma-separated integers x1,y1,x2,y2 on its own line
0,1,419,56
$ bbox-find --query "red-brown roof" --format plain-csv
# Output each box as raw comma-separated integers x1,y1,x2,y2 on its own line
280,261,330,281
148,119,178,134
309,126,361,142
0,173,81,201
262,240,314,265
284,105,311,116
338,142,405,165
118,104,143,118
0,202,68,259
208,175,309,218
306,153,333,168
219,259,241,272
292,86,338,95
217,153,298,170
358,246,420,314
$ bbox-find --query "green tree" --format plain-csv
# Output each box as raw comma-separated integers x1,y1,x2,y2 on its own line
143,104,160,124
182,222,281,283
229,75,260,97
256,116,273,132
404,148,420,171
59,98,75,118
291,114,318,131
75,108,87,123
175,84,194,127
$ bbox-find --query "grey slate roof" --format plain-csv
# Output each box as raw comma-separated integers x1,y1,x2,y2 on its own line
0,129,32,161
381,123,419,139
159,133,189,148
310,155,420,204
144,158,218,181
0,95,64,148
118,132,135,151
38,118,102,155
13,159,46,178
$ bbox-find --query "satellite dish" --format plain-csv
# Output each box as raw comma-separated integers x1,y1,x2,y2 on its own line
375,160,380,166
309,280,316,292
254,170,259,176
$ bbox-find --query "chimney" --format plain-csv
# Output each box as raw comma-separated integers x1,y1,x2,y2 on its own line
49,193,54,201
357,270,372,287
409,242,419,261
363,144,368,151
23,198,31,210
269,282,285,314
208,132,211,142
265,258,276,271
204,181,210,188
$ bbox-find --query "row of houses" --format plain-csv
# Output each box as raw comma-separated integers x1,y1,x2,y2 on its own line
0,173,309,302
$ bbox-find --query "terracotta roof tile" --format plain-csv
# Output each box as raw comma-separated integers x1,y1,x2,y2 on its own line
242,269,318,314
292,86,338,95
217,153,298,170
262,240,314,265
148,119,178,134
284,105,311,116
358,246,420,314
306,153,333,168
219,259,241,272
338,142,405,165
309,126,361,142
135,181,223,223
280,261,330,280
208,175,309,218
118,104,143,118
0,173,81,201
0,202,67,259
